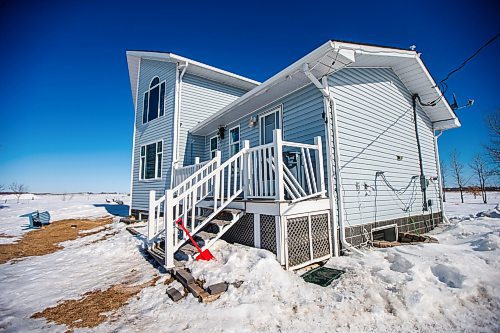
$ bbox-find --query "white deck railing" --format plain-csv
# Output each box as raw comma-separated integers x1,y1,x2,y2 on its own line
172,157,210,188
148,129,326,268
245,129,325,202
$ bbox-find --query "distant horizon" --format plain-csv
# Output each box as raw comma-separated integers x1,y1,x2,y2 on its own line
1,0,498,192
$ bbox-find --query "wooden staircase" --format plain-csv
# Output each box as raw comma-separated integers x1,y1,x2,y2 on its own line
146,131,327,270
147,206,244,267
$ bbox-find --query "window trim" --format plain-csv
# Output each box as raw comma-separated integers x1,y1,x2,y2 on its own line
228,125,240,156
138,139,163,181
259,104,283,145
142,76,166,124
209,135,218,159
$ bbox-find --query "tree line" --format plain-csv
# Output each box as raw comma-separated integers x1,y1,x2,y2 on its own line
441,110,499,204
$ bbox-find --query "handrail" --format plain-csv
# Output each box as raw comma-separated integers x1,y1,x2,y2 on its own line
172,159,210,187
247,142,274,152
148,130,327,268
158,143,249,268
171,148,247,205
281,141,318,150
172,157,218,194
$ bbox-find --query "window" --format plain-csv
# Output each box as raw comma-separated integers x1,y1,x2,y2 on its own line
228,126,240,156
259,105,282,144
142,77,166,123
210,136,218,158
139,141,162,180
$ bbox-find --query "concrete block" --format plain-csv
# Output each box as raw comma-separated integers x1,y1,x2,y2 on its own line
207,282,228,295
175,269,194,286
166,288,184,302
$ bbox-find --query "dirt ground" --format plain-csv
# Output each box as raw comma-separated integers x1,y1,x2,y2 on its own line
0,217,113,264
31,277,159,330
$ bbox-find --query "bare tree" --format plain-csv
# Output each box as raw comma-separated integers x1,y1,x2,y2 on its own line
470,154,490,204
0,184,4,193
450,151,465,203
9,182,28,204
485,110,500,170
440,160,447,202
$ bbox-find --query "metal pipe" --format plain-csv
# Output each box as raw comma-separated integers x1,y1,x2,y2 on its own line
412,94,428,211
303,63,363,256
433,129,450,223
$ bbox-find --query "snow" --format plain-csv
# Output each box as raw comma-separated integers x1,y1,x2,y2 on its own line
0,192,499,332
0,193,129,244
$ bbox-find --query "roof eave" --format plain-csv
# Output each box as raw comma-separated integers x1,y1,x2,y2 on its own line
125,50,260,110
190,41,340,134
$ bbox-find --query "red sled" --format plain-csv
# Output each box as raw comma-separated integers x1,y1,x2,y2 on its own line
175,218,215,261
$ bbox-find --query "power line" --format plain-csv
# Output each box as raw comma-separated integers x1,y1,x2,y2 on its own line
440,32,499,84
418,32,499,107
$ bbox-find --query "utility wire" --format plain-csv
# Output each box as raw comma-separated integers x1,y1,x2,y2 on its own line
417,32,499,107
440,32,499,84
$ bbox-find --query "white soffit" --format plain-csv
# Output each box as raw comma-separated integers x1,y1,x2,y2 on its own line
190,41,355,135
341,42,460,130
191,40,459,136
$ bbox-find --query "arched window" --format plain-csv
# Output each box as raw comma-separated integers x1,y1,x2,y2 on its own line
142,76,166,123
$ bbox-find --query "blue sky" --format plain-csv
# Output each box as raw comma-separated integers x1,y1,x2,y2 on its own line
0,0,498,193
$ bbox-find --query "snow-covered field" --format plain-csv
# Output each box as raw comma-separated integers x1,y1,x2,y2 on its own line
0,192,499,332
0,193,129,244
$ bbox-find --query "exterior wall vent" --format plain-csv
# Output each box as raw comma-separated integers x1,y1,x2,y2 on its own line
371,224,398,242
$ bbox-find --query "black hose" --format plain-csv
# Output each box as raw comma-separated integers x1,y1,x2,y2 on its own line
412,95,428,211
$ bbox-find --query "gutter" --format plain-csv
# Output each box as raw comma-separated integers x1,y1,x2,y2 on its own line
129,58,141,215
170,61,188,187
303,63,363,256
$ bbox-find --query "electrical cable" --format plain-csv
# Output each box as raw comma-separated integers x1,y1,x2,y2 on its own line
416,32,499,107
440,33,499,85
376,172,419,213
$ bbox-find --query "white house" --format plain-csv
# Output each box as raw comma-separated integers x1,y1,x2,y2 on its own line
126,40,460,270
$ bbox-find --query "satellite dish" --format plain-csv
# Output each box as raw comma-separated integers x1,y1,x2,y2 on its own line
450,93,458,110
450,94,475,111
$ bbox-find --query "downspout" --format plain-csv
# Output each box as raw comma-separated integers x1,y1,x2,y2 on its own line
433,129,450,223
170,61,188,187
303,63,363,256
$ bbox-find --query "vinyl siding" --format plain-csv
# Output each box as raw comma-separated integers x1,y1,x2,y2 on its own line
328,67,440,226
202,84,325,164
131,59,176,211
178,74,246,165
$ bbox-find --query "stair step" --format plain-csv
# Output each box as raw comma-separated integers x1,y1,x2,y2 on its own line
181,244,199,255
210,219,232,228
197,231,217,241
221,208,243,215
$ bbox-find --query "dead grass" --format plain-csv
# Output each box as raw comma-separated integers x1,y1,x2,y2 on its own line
31,277,159,330
0,217,113,264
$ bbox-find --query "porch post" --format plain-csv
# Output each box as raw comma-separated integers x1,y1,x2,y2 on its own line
148,190,156,240
171,162,179,188
314,136,326,196
194,157,200,165
164,189,174,269
274,129,285,201
213,150,222,208
242,140,250,200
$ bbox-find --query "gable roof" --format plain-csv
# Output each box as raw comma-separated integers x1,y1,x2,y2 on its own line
190,40,460,136
126,50,260,109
